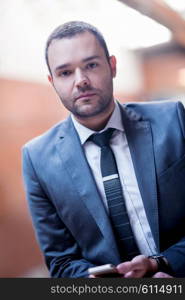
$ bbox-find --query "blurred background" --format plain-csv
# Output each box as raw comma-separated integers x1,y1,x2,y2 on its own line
0,0,185,277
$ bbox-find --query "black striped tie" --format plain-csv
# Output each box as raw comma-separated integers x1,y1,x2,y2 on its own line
89,128,140,261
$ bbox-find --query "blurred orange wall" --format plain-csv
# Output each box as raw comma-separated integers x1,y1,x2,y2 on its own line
0,78,68,277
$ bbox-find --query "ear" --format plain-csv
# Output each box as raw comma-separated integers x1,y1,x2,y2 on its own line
48,74,53,84
109,55,117,78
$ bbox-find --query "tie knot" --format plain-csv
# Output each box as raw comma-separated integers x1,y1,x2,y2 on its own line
89,128,115,148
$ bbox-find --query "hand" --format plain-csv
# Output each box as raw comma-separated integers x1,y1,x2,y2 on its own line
116,254,158,278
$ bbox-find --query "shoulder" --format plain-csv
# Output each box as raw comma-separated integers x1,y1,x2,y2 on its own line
120,100,185,122
124,100,183,115
120,100,185,138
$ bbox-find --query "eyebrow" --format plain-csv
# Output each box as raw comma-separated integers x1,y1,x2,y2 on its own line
55,55,101,72
83,55,100,62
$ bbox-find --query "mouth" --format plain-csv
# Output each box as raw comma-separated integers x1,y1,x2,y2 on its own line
75,93,97,101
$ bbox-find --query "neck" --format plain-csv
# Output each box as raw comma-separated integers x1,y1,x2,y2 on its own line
74,101,115,131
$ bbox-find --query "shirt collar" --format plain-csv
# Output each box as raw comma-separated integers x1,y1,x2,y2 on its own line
71,101,124,145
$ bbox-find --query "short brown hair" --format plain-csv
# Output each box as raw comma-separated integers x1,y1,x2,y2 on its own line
45,21,110,74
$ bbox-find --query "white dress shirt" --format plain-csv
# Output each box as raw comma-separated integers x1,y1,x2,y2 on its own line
71,102,157,256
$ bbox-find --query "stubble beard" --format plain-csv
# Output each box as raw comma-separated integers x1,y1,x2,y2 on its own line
59,86,114,119
72,94,114,118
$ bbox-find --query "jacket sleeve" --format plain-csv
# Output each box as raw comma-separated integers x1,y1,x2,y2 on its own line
162,237,185,277
22,146,96,278
161,101,185,277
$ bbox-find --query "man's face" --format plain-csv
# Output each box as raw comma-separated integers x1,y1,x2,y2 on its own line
48,31,116,120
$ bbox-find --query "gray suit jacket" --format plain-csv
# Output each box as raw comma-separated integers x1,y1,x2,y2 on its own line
22,101,185,277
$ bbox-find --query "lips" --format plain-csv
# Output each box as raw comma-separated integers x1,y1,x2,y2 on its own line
75,93,96,101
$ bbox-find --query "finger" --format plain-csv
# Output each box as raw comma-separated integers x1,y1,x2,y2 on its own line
131,255,154,275
124,271,134,278
124,269,146,278
117,256,145,275
116,261,133,274
117,255,149,277
152,272,173,278
131,255,147,266
126,255,150,277
124,270,143,278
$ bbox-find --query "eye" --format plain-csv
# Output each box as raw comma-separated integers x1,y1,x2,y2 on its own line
86,62,98,69
59,70,72,77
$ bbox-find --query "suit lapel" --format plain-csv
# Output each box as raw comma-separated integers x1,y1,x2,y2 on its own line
120,104,160,250
55,116,120,258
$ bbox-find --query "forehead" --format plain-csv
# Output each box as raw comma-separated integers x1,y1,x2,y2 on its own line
48,31,105,69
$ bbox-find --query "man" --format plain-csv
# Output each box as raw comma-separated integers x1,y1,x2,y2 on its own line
22,21,185,278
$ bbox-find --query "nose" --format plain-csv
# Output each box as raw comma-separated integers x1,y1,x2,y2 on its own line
75,68,90,88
